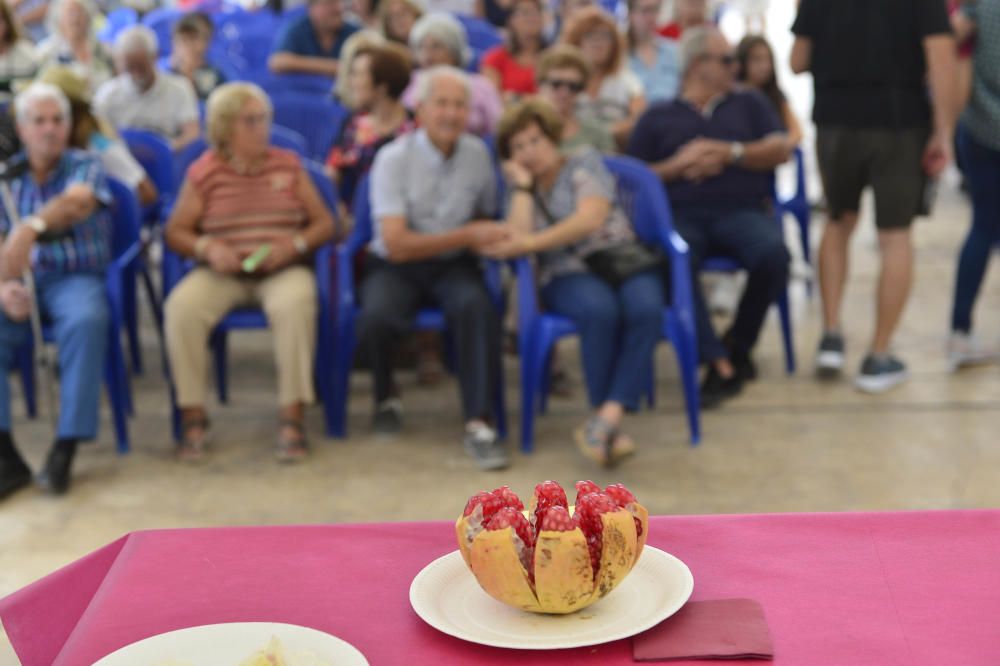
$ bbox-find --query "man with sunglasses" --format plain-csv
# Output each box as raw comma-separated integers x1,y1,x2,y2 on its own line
628,26,792,407
536,44,614,155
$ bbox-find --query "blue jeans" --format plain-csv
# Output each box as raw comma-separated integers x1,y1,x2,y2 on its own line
541,269,664,411
0,272,109,440
673,207,790,363
951,126,1000,333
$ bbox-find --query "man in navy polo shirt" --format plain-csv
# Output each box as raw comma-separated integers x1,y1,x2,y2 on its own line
627,26,792,407
268,0,359,79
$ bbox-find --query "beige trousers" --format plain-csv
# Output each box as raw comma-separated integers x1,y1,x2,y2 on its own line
165,266,317,409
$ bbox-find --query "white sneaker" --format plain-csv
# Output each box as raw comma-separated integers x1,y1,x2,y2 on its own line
946,332,995,372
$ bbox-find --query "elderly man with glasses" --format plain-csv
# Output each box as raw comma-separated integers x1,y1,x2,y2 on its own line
627,26,793,408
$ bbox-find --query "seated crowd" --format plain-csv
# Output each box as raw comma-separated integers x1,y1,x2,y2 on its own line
5,0,961,504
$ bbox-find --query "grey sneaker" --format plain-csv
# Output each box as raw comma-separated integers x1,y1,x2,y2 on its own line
855,354,909,394
372,399,402,436
816,332,845,378
463,423,509,471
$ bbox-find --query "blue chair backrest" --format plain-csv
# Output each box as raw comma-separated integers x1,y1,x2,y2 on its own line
98,7,138,43
346,174,374,258
270,92,347,161
141,7,185,56
107,178,141,259
302,158,341,236
455,14,503,52
120,128,175,202
263,73,335,97
602,155,676,249
270,125,308,155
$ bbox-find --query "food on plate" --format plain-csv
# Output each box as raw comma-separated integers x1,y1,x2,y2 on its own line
237,637,332,666
455,481,649,614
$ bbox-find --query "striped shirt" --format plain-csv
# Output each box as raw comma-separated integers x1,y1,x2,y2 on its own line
187,147,308,256
0,150,113,276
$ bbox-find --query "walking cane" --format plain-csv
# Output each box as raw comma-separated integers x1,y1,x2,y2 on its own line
0,158,58,430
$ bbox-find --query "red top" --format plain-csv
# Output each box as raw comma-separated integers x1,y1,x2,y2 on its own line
480,46,537,95
658,21,682,39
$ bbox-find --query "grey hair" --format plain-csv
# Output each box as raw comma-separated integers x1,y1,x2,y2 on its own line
114,25,159,57
46,0,99,37
678,25,718,77
409,12,471,69
15,82,71,125
415,65,470,105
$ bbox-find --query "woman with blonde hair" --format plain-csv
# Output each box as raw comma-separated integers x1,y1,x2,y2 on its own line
333,28,385,108
562,6,645,147
164,83,336,464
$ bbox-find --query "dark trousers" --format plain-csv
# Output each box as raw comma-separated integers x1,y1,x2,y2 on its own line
357,254,500,422
541,269,664,411
674,207,790,363
951,126,1000,333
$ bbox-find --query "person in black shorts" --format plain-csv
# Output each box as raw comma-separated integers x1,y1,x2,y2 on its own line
791,0,957,393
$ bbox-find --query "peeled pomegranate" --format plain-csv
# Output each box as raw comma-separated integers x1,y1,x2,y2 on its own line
455,481,649,614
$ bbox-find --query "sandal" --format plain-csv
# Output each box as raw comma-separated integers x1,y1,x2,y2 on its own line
609,433,637,465
275,420,308,464
177,417,210,463
573,417,614,467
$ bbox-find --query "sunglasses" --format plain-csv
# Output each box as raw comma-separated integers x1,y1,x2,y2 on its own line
544,78,585,93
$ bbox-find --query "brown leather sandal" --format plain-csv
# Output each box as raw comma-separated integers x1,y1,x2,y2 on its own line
177,417,210,463
275,420,308,464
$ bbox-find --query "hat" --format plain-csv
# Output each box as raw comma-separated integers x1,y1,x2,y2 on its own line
20,66,92,105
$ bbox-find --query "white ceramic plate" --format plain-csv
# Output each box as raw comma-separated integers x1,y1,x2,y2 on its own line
409,546,694,650
92,622,369,666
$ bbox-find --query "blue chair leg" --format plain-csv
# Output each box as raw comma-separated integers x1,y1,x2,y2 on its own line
667,318,701,445
538,346,554,415
212,330,229,404
777,291,795,375
329,315,355,438
796,208,813,299
519,332,540,454
104,329,130,454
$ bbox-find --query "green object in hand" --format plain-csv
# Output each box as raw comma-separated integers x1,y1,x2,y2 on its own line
242,244,271,273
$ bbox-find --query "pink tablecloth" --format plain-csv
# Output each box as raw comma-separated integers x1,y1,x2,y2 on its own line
2,511,999,665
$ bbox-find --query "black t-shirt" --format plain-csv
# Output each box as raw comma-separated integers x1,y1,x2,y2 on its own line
792,0,951,128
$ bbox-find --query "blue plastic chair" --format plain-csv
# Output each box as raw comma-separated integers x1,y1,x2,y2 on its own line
262,73,336,97
515,156,700,453
163,159,340,440
120,128,175,225
97,7,138,44
454,14,503,70
328,175,508,440
141,7,186,56
268,92,348,163
17,179,142,454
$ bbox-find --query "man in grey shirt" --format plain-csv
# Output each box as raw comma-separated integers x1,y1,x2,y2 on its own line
360,66,510,470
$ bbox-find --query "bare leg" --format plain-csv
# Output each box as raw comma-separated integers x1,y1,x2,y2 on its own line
872,229,913,353
818,212,859,332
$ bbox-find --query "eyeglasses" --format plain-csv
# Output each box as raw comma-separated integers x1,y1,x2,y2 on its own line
543,78,584,93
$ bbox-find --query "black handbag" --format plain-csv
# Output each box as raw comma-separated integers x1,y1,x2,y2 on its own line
532,189,665,287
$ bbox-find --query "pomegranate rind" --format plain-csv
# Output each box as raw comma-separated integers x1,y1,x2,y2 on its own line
533,526,595,613
587,508,638,603
455,515,474,568
633,502,649,566
468,527,543,612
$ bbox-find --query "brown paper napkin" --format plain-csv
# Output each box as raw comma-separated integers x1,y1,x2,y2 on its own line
632,598,774,661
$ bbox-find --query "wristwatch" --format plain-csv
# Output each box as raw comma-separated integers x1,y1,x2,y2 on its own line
729,142,745,165
24,216,47,236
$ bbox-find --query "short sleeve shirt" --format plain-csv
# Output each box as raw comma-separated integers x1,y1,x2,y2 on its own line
94,73,199,138
480,46,537,95
274,14,359,59
369,130,498,259
0,150,113,276
962,2,1000,151
627,90,783,211
629,37,681,103
511,148,636,285
576,69,644,128
792,0,951,128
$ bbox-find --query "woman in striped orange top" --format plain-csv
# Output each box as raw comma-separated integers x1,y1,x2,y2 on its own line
164,83,336,464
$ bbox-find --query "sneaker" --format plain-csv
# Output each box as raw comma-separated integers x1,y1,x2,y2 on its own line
947,332,995,372
372,399,403,436
855,354,909,394
463,423,509,471
700,366,744,409
816,332,845,378
36,442,76,496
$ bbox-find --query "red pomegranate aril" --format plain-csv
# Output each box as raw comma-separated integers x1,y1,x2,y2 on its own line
492,485,524,511
538,505,577,532
574,480,601,506
605,483,643,537
532,480,568,528
575,492,620,578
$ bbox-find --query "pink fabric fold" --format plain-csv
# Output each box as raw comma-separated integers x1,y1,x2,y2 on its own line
632,598,773,661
